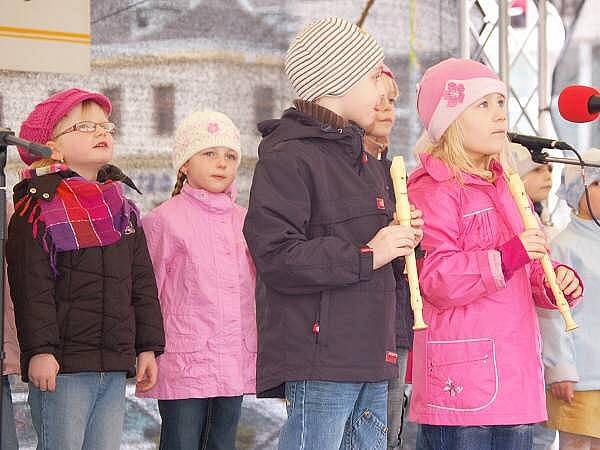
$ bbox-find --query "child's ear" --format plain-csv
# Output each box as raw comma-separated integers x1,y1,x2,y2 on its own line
45,141,64,162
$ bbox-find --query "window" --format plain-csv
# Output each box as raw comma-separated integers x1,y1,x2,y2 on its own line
153,85,175,136
254,86,275,124
102,87,122,134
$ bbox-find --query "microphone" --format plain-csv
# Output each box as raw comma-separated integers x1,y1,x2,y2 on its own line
558,85,600,123
0,128,52,159
507,132,573,152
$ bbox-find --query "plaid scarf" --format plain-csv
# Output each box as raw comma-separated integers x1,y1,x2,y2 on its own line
16,164,139,274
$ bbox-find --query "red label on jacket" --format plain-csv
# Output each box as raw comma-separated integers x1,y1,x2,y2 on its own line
376,197,385,209
386,351,398,364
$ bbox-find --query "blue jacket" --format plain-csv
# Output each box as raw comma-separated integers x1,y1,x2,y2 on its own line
538,214,600,390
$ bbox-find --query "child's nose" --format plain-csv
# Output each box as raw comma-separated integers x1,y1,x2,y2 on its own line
494,106,507,122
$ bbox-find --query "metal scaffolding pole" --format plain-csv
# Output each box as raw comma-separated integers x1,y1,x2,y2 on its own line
459,0,470,58
498,0,510,129
578,42,593,150
538,0,551,136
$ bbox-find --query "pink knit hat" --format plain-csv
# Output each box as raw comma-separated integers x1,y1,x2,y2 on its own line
18,88,112,165
416,58,507,141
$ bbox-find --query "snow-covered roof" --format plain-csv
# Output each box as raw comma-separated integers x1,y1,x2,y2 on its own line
92,0,289,53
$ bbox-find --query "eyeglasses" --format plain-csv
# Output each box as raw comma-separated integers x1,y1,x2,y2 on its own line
52,121,116,139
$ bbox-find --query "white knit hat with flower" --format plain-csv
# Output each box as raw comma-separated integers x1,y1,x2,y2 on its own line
172,110,241,172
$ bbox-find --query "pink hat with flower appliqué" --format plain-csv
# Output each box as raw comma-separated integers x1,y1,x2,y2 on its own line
172,111,241,172
416,58,507,141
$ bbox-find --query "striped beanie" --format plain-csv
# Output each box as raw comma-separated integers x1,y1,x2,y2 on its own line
285,17,384,102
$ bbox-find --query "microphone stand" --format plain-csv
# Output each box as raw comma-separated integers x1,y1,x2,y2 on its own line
0,127,51,443
527,144,600,228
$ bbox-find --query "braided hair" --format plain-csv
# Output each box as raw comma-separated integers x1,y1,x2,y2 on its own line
172,170,186,197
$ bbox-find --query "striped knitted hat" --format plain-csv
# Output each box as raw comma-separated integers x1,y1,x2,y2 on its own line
285,17,384,102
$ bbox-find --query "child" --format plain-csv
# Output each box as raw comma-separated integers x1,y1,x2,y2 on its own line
510,142,554,228
364,66,418,449
6,88,165,450
364,65,400,161
243,17,423,449
538,148,600,450
2,202,20,450
139,111,256,450
407,58,583,450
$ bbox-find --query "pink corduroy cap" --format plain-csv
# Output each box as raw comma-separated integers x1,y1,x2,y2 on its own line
416,58,507,142
18,88,112,165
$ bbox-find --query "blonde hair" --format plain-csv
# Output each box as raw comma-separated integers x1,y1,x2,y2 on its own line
172,170,186,196
424,120,514,183
28,158,61,170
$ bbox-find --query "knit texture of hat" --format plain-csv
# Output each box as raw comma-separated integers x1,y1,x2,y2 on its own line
285,17,384,102
172,111,241,172
557,148,600,211
416,58,507,141
18,88,112,165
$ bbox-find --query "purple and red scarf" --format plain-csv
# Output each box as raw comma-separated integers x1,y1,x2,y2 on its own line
15,164,139,274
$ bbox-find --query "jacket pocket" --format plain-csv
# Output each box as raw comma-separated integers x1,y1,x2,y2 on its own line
426,338,498,411
164,313,208,353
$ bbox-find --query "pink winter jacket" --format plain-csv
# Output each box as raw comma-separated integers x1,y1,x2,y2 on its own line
138,183,257,399
408,153,579,426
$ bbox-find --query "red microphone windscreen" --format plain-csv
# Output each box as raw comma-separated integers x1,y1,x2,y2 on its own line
558,85,600,123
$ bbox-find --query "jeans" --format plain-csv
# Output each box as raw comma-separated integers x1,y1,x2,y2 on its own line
388,349,419,449
278,380,389,450
533,423,556,450
28,372,126,450
158,396,243,450
2,375,18,450
418,424,534,450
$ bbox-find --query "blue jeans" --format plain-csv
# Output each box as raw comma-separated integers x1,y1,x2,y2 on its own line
532,423,556,450
278,380,389,450
158,396,243,450
28,372,126,450
2,375,18,450
418,424,534,450
388,349,419,449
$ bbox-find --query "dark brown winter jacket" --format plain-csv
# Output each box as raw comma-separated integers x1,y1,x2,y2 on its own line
6,168,165,382
243,103,403,397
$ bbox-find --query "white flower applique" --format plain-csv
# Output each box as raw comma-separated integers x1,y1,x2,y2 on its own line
443,378,463,397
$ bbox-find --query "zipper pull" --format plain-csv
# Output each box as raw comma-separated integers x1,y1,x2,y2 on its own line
312,322,320,334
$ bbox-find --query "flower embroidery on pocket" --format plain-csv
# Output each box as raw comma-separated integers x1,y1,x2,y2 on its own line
443,378,464,397
443,82,465,107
